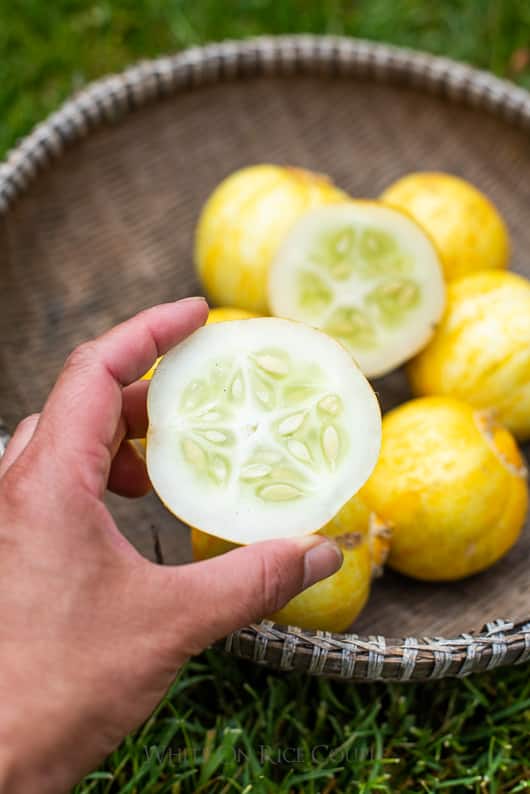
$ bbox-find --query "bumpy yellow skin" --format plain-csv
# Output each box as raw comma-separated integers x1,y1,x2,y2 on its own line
207,307,258,323
195,165,348,313
191,495,390,633
408,271,530,441
360,397,528,581
381,172,509,281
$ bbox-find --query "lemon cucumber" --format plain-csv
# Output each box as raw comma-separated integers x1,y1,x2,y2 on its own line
408,270,530,441
146,318,381,544
381,172,510,281
195,165,348,314
360,396,528,581
269,202,446,378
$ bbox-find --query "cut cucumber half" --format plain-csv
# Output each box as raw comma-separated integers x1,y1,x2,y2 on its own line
146,318,381,544
268,202,446,377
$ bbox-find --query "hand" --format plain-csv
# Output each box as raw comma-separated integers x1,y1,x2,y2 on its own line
0,298,342,793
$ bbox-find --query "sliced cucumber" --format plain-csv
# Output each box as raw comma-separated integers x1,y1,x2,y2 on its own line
268,202,446,377
146,318,381,544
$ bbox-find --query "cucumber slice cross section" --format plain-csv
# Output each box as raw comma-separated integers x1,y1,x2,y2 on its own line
269,203,446,377
146,318,381,544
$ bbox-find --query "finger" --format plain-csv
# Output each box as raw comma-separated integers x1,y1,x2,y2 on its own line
122,380,149,439
0,414,40,478
153,535,343,656
107,440,151,498
33,298,208,496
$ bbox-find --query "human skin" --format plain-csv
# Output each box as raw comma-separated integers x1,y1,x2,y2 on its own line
0,298,342,793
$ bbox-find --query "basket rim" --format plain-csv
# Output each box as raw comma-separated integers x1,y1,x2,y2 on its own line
1,35,529,680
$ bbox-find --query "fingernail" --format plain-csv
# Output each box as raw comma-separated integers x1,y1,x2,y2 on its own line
300,537,343,590
178,296,208,304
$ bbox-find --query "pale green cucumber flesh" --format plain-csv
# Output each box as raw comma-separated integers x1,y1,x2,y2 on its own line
297,224,421,355
178,348,346,503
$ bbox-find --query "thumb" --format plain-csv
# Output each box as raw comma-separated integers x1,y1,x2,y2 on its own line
155,535,343,655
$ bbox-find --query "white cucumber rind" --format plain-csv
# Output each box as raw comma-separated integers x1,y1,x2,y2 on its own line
268,202,446,378
146,318,381,544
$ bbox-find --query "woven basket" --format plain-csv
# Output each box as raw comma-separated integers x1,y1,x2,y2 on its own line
1,36,529,681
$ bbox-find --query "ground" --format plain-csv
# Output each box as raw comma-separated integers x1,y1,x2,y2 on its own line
2,1,530,791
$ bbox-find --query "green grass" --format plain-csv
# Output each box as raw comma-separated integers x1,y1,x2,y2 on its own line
72,655,530,793
2,0,530,158
3,1,530,791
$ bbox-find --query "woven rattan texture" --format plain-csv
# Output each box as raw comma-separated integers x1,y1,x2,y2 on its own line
1,37,529,679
